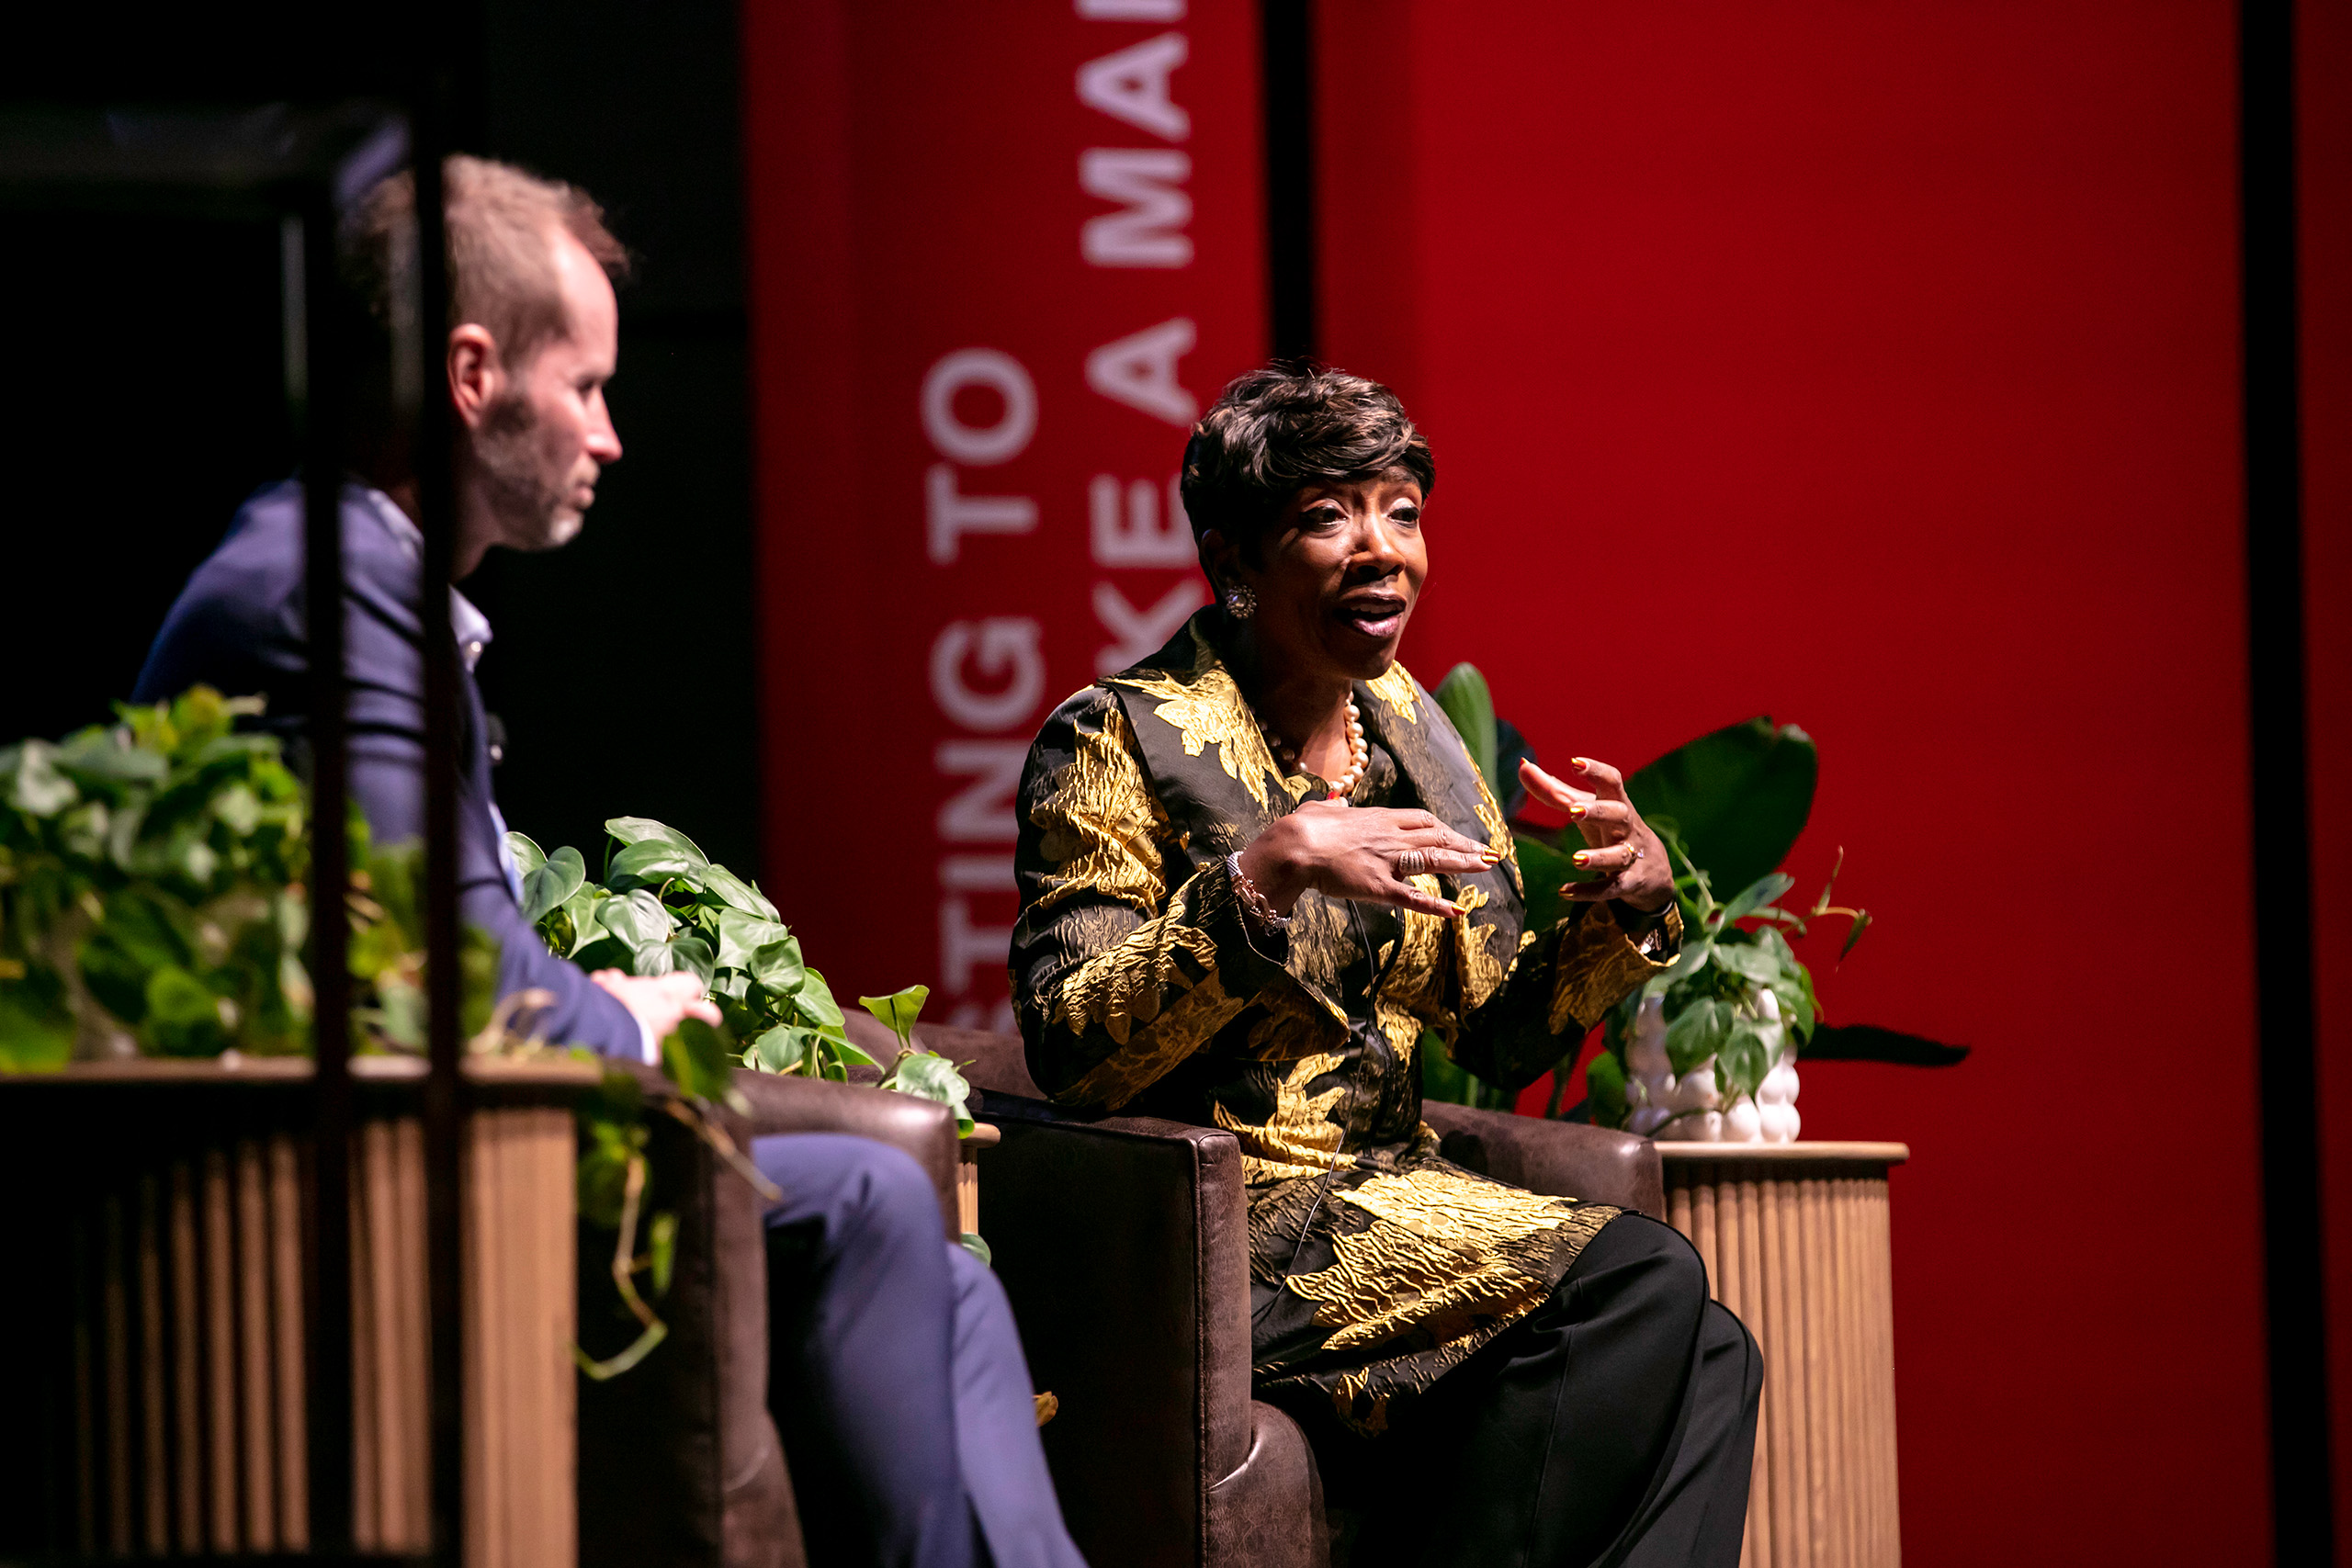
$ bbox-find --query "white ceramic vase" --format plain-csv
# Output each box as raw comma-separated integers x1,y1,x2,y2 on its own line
1623,990,1801,1144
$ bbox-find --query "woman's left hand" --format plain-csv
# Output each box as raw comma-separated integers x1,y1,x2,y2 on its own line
1519,757,1675,913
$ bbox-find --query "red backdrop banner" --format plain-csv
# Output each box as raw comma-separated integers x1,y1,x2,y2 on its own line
2303,0,2352,1546
1316,2,2267,1561
741,1,2347,1558
741,0,1265,1026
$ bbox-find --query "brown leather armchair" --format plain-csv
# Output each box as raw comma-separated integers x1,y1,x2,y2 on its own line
910,1023,1665,1568
577,1063,964,1568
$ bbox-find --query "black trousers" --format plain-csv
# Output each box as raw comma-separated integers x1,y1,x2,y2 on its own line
1293,1213,1762,1568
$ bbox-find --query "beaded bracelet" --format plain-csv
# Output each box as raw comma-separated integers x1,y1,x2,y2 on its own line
1226,852,1293,933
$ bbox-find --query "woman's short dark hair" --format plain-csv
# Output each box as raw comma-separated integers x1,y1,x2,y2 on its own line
1180,367,1435,554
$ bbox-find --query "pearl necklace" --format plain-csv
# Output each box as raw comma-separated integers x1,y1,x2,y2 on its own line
1261,696,1370,802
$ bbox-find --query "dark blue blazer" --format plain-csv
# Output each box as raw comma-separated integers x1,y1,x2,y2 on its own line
134,479,643,1059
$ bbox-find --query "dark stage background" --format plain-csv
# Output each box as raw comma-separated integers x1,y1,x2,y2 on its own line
0,0,763,875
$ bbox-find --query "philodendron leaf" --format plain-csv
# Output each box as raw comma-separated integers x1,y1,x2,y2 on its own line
752,1024,817,1074
699,863,780,922
662,1016,739,1104
1432,663,1500,799
857,985,931,1053
557,886,606,955
1755,925,1818,1043
1718,872,1796,928
576,1118,641,1229
794,969,846,1032
56,729,169,792
748,935,808,994
1663,996,1733,1077
666,934,717,988
1714,1017,1772,1106
886,1049,976,1135
717,909,792,972
571,936,635,975
598,888,673,947
520,844,586,926
3,741,79,817
605,817,707,861
607,839,704,893
1643,933,1713,1000
1627,717,1817,905
505,830,547,877
1710,937,1781,987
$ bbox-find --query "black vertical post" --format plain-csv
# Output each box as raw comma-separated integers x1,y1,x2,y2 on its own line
1261,0,1317,363
298,184,358,1554
2241,3,2334,1563
413,33,474,1564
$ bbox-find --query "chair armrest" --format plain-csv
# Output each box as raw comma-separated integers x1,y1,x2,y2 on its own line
1421,1100,1665,1219
582,1065,808,1568
978,1094,1253,1568
911,1021,1044,1099
578,1066,955,1568
728,1067,962,1241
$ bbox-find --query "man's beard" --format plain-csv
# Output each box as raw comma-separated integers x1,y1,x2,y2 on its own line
473,389,583,551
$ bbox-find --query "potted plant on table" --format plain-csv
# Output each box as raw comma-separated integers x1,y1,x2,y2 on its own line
1430,667,1967,1141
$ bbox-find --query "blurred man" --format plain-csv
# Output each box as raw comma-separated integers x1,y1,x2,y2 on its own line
136,156,1082,1568
136,156,693,1056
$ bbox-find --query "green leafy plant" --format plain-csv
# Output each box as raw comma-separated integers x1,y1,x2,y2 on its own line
509,818,875,1078
0,685,502,1067
0,691,774,1380
854,984,991,1264
857,984,978,1134
0,686,311,1066
1429,666,1968,1123
569,1036,785,1381
514,820,986,1135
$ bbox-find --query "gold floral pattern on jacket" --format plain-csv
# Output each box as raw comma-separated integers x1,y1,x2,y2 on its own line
1011,611,1673,1438
1107,630,1285,813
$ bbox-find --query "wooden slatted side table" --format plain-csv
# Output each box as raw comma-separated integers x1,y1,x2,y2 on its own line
0,1055,593,1565
1657,1142,1909,1568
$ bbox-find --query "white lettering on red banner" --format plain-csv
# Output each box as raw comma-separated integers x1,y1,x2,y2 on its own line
743,0,1263,1037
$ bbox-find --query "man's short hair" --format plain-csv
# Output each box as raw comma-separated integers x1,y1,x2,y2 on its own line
1179,367,1437,556
344,153,629,371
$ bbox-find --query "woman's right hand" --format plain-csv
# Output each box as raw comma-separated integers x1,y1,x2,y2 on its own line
1237,800,1498,920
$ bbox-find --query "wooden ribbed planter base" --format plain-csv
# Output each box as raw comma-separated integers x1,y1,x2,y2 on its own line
0,1056,594,1565
1659,1142,1909,1568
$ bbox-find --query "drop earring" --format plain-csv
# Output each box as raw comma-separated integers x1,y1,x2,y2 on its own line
1222,581,1257,620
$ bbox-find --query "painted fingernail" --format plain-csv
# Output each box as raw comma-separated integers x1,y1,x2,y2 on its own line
1572,851,1590,866
1566,803,1587,819
1570,757,1591,772
1481,849,1504,864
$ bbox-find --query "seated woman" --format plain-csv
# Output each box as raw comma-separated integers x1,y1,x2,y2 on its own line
1009,367,1760,1567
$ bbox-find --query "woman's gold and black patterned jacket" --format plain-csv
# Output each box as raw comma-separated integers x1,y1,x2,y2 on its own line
1010,611,1681,1438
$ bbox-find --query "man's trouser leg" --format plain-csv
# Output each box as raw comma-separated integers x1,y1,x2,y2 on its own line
760,1133,978,1568
946,1242,1089,1568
